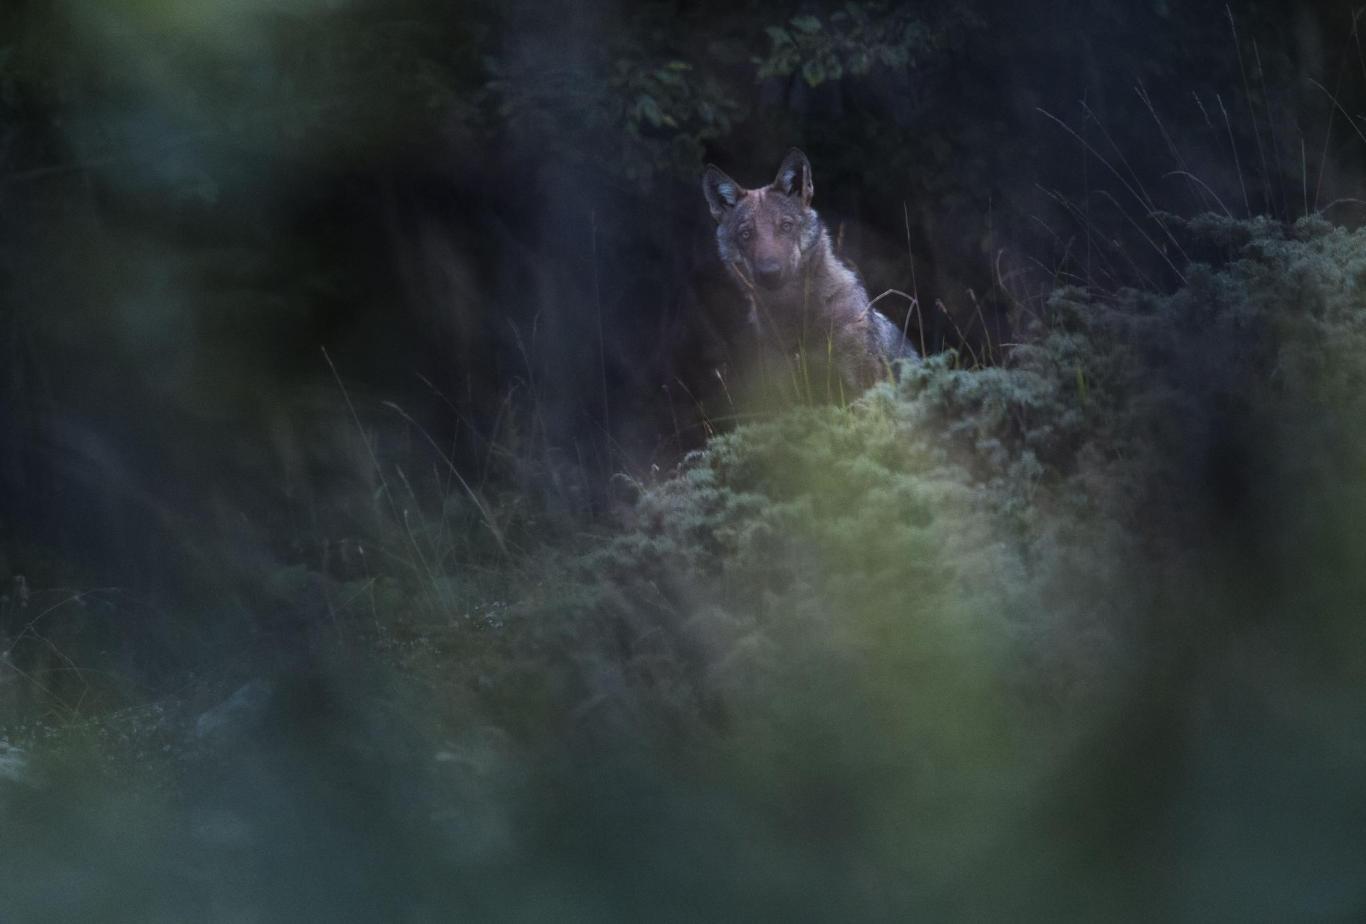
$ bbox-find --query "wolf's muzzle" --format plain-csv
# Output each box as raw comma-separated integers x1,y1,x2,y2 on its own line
755,259,784,289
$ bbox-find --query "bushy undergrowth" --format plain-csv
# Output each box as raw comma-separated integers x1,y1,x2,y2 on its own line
6,218,1366,920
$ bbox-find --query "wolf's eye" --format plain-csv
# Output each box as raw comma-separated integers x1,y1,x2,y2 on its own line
780,219,794,232
738,228,753,242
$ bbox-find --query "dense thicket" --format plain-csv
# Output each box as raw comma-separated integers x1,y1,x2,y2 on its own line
5,217,1366,919
2,1,1362,596
2,3,1366,920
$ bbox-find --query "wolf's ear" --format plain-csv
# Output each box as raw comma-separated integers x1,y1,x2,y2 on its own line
703,165,745,222
771,148,813,205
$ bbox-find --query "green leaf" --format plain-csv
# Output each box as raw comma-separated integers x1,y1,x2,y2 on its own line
801,58,826,86
636,94,664,126
765,26,793,46
791,15,822,33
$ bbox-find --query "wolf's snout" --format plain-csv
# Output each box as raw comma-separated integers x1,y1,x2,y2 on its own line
755,259,784,289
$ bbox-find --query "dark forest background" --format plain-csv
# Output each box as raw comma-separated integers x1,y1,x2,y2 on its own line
5,0,1362,603
3,1,1366,920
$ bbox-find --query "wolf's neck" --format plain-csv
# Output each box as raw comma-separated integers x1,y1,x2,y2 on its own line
786,229,859,304
799,230,838,284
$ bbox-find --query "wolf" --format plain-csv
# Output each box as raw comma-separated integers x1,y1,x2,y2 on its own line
702,148,915,399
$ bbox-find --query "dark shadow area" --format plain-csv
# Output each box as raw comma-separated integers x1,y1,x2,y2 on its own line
2,2,1365,920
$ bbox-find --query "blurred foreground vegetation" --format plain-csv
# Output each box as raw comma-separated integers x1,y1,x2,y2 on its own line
5,217,1366,920
3,1,1366,921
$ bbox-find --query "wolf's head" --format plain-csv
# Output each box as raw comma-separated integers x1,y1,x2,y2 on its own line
703,149,822,292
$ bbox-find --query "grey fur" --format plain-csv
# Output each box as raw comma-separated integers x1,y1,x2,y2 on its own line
702,149,916,397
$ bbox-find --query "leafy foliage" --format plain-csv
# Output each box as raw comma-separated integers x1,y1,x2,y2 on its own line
4,1,1366,918
479,2,977,185
756,2,981,86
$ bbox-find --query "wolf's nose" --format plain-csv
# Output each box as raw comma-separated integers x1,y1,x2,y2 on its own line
756,260,783,288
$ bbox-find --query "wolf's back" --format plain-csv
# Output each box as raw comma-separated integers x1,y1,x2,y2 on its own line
869,305,919,365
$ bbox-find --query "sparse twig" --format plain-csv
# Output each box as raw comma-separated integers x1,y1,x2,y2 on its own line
382,401,511,559
1216,93,1251,218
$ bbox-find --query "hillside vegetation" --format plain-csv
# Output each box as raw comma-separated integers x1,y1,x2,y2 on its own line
5,217,1366,920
